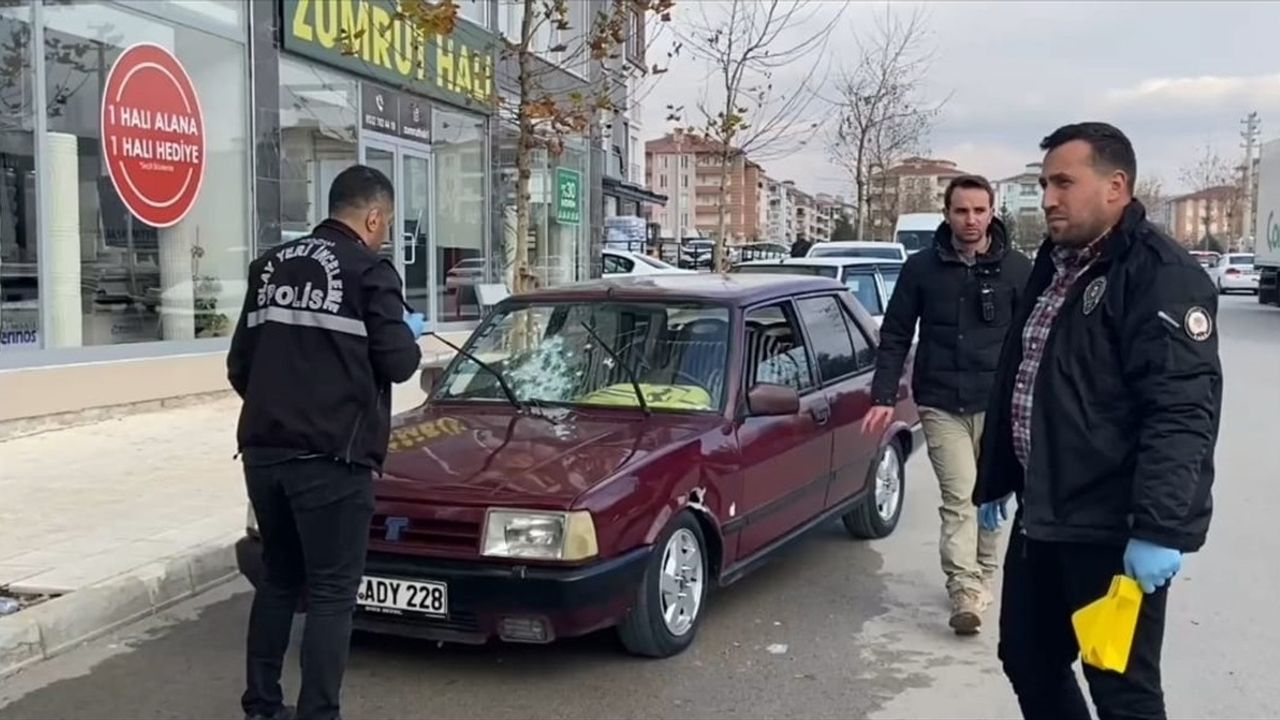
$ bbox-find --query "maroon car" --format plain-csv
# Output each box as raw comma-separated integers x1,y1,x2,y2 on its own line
236,273,921,658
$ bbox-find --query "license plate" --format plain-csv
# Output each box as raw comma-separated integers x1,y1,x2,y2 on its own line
356,575,448,617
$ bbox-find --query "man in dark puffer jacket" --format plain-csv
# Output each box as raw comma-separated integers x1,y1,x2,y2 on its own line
863,175,1032,635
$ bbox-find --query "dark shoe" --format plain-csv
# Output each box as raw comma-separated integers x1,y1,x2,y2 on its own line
246,705,295,720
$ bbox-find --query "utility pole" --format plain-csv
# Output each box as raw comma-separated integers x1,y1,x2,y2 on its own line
1241,111,1262,249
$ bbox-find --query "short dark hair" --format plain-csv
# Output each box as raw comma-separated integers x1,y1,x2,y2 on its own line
1040,122,1136,193
944,175,994,209
328,164,394,216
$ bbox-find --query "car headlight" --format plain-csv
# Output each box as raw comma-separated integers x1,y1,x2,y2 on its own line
246,504,259,534
481,509,598,561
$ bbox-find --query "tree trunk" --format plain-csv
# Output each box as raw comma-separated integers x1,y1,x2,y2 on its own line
853,141,866,241
513,0,536,295
714,150,730,271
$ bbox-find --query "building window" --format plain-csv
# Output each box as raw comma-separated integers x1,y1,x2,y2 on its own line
35,1,250,350
626,1,645,68
457,0,490,28
499,0,588,76
434,109,487,321
681,175,688,189
278,58,358,250
681,155,689,169
0,4,36,352
659,175,667,188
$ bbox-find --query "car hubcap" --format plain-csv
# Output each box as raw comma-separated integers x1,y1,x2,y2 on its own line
658,528,704,636
875,447,902,522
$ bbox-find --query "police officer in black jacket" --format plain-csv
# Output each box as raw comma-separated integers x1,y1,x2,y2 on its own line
974,123,1222,719
228,165,423,720
864,175,1032,635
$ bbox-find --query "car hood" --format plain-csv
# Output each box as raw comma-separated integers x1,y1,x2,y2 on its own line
379,404,720,507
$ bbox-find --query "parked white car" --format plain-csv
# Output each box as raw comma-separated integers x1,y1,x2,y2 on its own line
730,257,903,326
807,241,910,262
894,213,944,255
1209,252,1259,294
602,248,695,276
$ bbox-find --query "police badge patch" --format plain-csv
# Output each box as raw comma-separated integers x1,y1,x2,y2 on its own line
1082,276,1107,315
1184,306,1213,341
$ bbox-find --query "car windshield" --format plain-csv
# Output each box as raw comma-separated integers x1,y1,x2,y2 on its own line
810,245,903,260
895,230,934,253
841,270,882,314
436,301,731,412
731,264,839,279
636,254,673,269
880,266,901,297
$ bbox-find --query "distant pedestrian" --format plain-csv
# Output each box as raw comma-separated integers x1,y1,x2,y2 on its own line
790,234,812,257
862,174,1032,635
974,122,1222,719
228,165,424,720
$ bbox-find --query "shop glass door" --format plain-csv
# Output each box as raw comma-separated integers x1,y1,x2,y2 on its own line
360,138,434,325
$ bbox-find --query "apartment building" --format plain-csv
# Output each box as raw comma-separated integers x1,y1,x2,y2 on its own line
867,157,968,240
1169,185,1247,249
645,132,763,242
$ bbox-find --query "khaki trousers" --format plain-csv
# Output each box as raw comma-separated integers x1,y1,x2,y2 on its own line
917,406,1000,596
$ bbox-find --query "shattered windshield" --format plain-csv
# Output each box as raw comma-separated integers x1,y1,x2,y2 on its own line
436,301,731,412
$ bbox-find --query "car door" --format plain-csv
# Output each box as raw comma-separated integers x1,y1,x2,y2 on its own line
735,301,834,558
792,294,881,509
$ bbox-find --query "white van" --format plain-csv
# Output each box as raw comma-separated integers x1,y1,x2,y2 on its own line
894,213,944,254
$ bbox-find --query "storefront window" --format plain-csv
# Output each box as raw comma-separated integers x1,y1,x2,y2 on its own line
0,3,37,352
41,1,249,348
434,108,486,322
278,57,358,250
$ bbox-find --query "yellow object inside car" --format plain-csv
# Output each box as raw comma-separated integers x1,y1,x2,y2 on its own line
577,383,713,411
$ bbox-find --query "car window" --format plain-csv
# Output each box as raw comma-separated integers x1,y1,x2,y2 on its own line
733,264,838,279
795,295,861,382
880,266,900,297
1231,255,1254,266
744,303,816,394
603,254,634,274
840,269,883,314
842,305,876,370
810,245,903,260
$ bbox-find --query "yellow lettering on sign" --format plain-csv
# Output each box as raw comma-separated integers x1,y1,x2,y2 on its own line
394,19,414,75
437,34,455,92
415,32,428,81
315,0,338,48
293,0,314,41
371,4,394,70
455,46,473,97
340,0,371,62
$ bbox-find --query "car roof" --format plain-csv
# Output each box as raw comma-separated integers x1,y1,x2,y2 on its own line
517,272,847,305
737,257,903,269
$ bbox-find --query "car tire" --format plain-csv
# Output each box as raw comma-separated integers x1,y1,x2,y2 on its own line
843,439,905,540
617,511,709,659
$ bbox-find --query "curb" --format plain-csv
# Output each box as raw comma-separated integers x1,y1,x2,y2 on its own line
0,535,242,678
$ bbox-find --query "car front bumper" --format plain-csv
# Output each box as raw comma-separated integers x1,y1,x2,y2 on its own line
235,534,651,645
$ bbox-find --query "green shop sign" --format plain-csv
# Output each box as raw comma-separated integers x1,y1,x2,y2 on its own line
283,0,498,113
555,167,582,226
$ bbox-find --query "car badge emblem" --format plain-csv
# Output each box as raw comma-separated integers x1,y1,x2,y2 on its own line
385,516,409,542
1082,276,1107,316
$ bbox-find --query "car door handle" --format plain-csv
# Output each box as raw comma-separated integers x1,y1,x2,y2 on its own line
811,404,830,425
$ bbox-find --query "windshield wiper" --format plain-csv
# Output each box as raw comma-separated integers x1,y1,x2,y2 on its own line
579,321,650,416
427,331,523,413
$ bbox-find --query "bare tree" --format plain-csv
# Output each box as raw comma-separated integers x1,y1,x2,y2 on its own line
1135,175,1164,210
361,0,676,293
1179,143,1245,248
675,0,839,268
829,5,942,241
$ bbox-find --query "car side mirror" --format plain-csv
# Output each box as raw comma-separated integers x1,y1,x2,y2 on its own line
746,383,801,417
419,364,445,397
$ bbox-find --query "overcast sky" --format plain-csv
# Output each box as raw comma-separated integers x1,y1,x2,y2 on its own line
640,1,1280,198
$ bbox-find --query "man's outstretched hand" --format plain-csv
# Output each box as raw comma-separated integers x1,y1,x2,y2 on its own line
861,405,895,435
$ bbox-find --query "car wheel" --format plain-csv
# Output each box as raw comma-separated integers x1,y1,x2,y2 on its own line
843,439,905,540
617,511,709,658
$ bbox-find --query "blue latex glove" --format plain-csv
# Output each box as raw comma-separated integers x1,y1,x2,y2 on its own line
978,494,1011,532
1123,538,1182,594
402,309,426,339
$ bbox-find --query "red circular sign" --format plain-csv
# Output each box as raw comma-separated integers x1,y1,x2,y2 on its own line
101,43,206,229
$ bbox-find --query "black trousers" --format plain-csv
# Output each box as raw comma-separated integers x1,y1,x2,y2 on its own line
999,525,1169,720
242,457,374,720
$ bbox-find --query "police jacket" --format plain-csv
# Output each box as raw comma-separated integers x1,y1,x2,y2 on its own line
870,218,1033,414
973,202,1222,552
227,219,422,470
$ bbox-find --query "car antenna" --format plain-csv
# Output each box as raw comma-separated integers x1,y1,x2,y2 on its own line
579,321,650,416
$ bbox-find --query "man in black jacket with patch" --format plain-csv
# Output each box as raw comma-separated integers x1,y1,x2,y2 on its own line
974,123,1221,719
863,175,1032,635
228,165,423,720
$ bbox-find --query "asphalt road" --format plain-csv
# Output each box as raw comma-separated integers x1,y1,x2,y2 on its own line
2,295,1276,720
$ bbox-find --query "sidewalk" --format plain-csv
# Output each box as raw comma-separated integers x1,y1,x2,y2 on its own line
0,334,460,674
